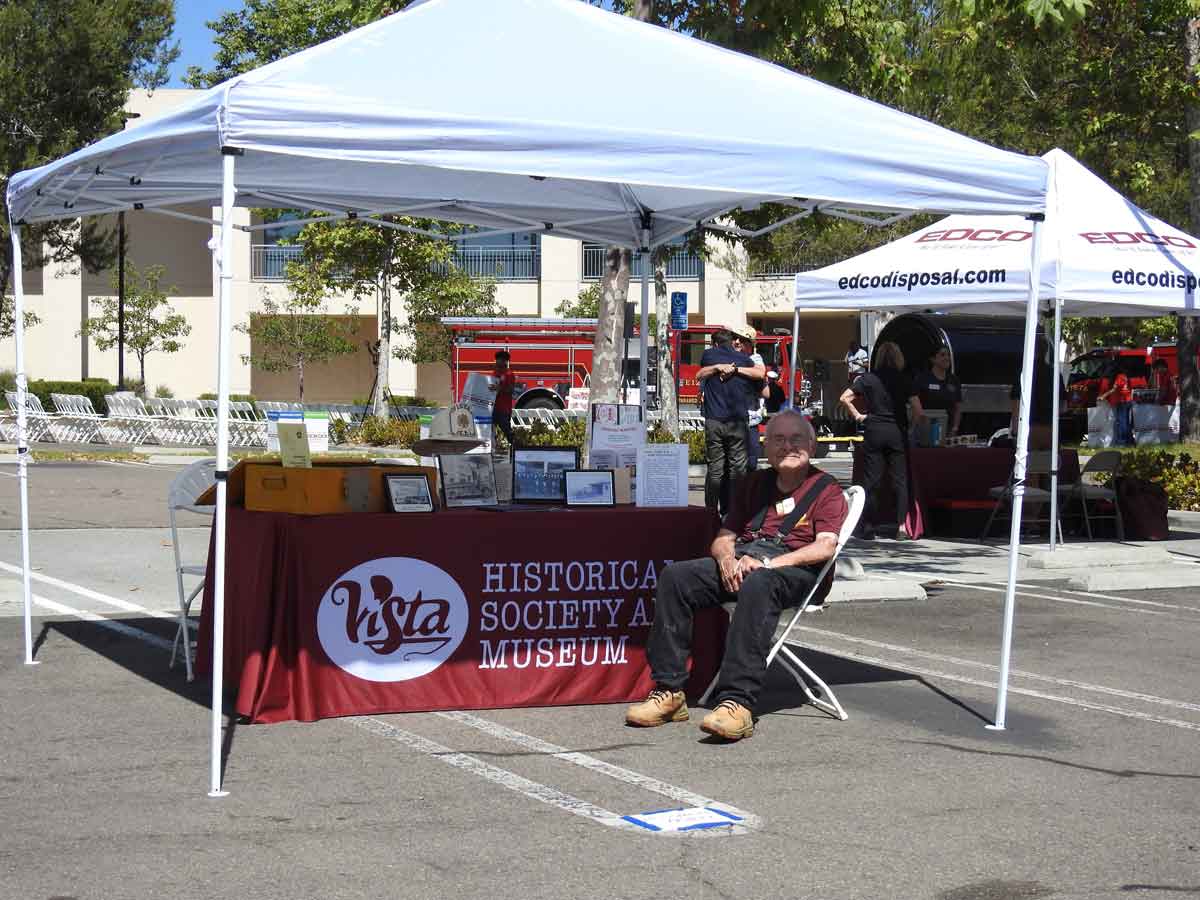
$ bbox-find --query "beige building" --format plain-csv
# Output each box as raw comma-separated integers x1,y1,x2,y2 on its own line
4,90,859,406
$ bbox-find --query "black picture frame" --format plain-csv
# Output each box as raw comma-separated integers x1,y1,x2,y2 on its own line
564,469,615,507
437,453,500,508
384,473,435,513
511,446,579,504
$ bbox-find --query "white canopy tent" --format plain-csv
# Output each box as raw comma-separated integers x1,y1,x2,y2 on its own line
7,0,1051,796
791,148,1200,729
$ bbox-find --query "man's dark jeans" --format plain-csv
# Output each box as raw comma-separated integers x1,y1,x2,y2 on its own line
704,418,748,516
647,557,820,710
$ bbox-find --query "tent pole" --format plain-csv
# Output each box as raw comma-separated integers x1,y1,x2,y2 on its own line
788,307,801,409
209,150,237,797
9,224,36,666
990,215,1045,731
638,234,651,412
1049,298,1063,551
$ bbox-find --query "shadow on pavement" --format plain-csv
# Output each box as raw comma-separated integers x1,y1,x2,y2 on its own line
36,614,241,783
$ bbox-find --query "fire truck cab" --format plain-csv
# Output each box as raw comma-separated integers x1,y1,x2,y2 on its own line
443,317,801,411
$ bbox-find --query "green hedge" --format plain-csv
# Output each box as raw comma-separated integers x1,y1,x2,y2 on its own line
1097,448,1200,512
25,380,116,414
199,392,256,403
334,416,420,448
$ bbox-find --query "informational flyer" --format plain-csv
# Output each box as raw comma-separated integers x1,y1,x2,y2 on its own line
277,422,312,468
635,443,688,508
590,403,645,469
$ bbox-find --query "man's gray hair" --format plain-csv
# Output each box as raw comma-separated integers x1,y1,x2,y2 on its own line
765,409,815,446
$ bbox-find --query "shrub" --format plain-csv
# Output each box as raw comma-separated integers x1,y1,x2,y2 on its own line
0,370,16,396
123,379,146,397
350,416,420,447
1097,448,1200,512
649,422,706,465
513,418,585,449
154,384,174,398
199,392,256,403
26,379,115,414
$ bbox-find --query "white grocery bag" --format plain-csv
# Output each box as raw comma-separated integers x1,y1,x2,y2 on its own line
1170,402,1180,435
461,372,497,421
1087,404,1114,432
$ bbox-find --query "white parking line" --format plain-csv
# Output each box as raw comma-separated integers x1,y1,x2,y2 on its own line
0,560,175,619
792,625,1200,714
30,592,173,651
438,710,761,829
937,579,1168,615
1053,586,1199,612
792,640,1200,732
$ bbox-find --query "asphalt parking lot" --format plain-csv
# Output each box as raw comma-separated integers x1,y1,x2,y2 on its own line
1,462,1198,900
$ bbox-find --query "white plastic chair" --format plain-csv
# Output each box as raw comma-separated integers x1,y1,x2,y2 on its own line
699,485,866,721
168,459,217,681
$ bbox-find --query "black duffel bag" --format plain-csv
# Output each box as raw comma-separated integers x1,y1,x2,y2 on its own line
1115,476,1169,541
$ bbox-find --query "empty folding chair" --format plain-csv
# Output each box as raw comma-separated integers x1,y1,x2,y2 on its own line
979,451,1064,543
1060,450,1124,540
699,486,866,721
167,458,217,681
6,390,58,442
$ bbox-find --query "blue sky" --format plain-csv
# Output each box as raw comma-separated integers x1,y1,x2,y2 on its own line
168,1,242,86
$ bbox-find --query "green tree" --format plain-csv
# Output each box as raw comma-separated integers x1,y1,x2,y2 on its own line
238,268,361,402
393,267,501,370
555,283,602,318
1,0,178,336
81,262,190,391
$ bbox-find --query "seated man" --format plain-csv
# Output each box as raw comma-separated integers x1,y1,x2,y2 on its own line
626,409,847,741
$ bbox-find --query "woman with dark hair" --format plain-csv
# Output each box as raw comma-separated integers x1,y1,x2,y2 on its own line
840,341,916,539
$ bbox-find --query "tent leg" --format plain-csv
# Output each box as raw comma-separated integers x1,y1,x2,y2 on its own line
9,224,36,667
209,150,237,797
1049,298,1063,551
788,308,801,409
638,241,650,411
989,216,1045,732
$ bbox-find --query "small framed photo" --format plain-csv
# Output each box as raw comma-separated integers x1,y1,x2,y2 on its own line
511,446,579,504
438,453,500,508
564,469,615,507
384,473,435,513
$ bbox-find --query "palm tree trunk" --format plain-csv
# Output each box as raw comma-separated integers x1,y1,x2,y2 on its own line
1182,18,1200,441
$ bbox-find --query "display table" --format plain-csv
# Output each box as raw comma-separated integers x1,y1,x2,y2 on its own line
197,505,722,723
851,446,1081,538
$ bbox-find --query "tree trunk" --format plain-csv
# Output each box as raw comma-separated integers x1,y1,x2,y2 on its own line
653,257,679,438
584,247,631,462
138,354,146,395
373,265,392,419
1183,18,1200,442
298,357,305,403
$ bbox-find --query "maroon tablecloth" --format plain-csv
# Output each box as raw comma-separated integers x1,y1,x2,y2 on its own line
197,505,722,723
851,447,1081,538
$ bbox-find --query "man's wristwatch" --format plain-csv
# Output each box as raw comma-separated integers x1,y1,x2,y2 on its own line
756,555,772,568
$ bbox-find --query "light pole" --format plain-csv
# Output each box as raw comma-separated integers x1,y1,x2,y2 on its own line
116,111,140,391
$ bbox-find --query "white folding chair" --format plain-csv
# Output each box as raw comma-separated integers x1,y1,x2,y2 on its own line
168,459,217,681
700,485,865,721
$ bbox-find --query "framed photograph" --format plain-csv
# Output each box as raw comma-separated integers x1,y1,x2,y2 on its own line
438,453,499,508
384,473,435,513
564,469,615,507
511,446,579,504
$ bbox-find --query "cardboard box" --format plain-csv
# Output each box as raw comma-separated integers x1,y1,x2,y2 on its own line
197,457,438,514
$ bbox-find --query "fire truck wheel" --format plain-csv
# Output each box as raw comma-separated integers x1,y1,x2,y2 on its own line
520,397,562,411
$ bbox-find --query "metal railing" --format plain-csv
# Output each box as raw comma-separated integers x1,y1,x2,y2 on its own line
252,244,303,281
254,243,541,282
436,246,541,281
582,246,703,281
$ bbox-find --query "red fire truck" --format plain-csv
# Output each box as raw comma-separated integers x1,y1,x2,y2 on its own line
443,317,803,410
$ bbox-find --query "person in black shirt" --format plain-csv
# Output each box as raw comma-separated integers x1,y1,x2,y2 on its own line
840,341,916,539
696,330,762,517
764,369,786,414
910,346,962,442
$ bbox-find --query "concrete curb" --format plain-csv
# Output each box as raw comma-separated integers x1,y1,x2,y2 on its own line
827,577,926,604
1067,565,1200,592
1026,545,1173,569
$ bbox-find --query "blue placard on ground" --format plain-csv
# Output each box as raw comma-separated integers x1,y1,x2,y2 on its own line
670,291,688,330
623,806,743,832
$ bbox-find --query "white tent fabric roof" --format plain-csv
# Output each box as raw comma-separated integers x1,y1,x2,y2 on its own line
8,0,1048,244
793,148,1200,317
